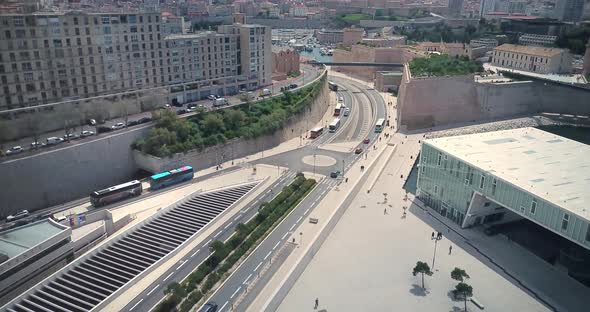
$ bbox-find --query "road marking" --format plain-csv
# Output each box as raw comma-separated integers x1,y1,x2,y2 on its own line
281,232,289,240
163,272,174,282
129,299,143,311
296,216,303,223
243,273,253,285
263,251,272,260
219,301,229,312
289,223,296,231
304,208,310,215
177,261,187,271
205,239,212,245
254,261,263,272
230,286,242,299
146,284,159,296
213,232,221,238
190,249,200,258
311,200,317,205
272,241,280,250
224,222,233,230
234,216,240,222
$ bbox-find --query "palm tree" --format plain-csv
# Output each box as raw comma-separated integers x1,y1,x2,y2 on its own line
451,267,470,282
455,282,473,312
412,261,433,289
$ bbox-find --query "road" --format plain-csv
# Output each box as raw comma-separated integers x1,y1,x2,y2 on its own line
0,65,321,160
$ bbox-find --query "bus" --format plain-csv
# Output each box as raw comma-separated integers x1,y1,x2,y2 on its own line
149,165,195,190
329,118,341,132
328,81,338,91
375,118,385,133
310,127,324,139
334,103,343,116
90,180,143,207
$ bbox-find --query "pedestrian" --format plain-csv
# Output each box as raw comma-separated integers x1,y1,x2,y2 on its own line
431,232,435,239
449,245,453,255
402,211,407,219
314,298,319,309
384,208,388,215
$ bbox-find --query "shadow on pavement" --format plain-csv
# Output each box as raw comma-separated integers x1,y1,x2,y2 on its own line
409,284,428,297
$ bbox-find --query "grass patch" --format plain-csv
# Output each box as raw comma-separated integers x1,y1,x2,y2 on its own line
409,54,483,77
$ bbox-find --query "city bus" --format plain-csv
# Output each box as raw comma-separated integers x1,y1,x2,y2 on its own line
329,118,341,133
375,118,386,133
90,180,143,208
328,81,338,91
149,165,195,190
310,127,324,139
334,103,343,116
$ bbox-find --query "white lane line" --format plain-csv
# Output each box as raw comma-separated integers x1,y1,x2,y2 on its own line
254,261,263,272
234,216,240,222
190,249,200,258
243,273,253,285
230,286,242,299
296,216,303,223
213,232,221,238
272,241,280,250
205,239,212,245
146,284,159,296
219,301,229,312
224,221,233,230
263,251,272,260
311,200,317,205
129,299,143,311
163,272,174,282
304,208,310,215
281,232,289,240
289,223,296,231
176,261,187,271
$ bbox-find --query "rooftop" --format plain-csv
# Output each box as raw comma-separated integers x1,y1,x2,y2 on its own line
425,127,590,220
495,44,566,57
0,219,68,259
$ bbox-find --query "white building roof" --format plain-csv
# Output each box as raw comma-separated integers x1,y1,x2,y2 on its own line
425,127,590,220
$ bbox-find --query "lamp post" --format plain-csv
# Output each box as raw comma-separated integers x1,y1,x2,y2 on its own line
299,232,303,247
431,232,443,270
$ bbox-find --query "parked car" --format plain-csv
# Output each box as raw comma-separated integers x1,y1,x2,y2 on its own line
198,302,218,312
6,210,29,222
290,83,298,89
261,88,272,96
207,94,218,100
111,122,125,130
80,130,95,137
137,117,153,124
6,146,24,155
87,119,96,126
63,133,79,141
330,171,341,178
176,109,188,115
127,120,139,127
355,147,363,154
96,126,112,134
30,141,45,149
363,138,370,144
46,137,64,145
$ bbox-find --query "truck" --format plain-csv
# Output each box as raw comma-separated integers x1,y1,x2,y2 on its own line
261,88,271,97
213,97,228,107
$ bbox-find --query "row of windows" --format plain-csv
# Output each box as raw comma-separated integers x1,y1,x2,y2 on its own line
1,15,160,28
493,50,549,63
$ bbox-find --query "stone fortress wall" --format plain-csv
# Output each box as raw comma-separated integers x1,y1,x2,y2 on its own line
397,64,590,131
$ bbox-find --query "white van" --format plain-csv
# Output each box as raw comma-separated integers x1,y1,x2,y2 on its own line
261,88,271,96
213,98,228,107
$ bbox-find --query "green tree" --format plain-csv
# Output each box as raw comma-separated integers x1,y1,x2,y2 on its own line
202,113,225,135
455,282,473,312
451,267,470,282
142,127,177,156
412,261,433,289
223,109,246,131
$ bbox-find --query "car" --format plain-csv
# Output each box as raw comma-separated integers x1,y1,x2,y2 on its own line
96,126,112,134
199,302,218,312
63,133,79,141
6,210,29,222
355,147,363,154
127,120,139,127
137,117,153,124
290,83,298,89
80,130,95,137
6,146,24,155
343,108,350,117
111,122,125,130
176,109,188,115
330,171,341,178
46,137,64,145
30,141,45,149
87,119,96,126
185,107,194,112
207,95,218,100
363,138,370,144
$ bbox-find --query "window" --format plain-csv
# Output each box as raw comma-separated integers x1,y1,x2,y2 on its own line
491,178,497,196
585,226,590,242
530,199,537,215
443,155,448,170
520,206,525,214
437,153,442,166
562,214,569,231
484,202,491,207
434,185,438,194
479,175,485,189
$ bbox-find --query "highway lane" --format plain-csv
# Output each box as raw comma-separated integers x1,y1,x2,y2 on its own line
120,171,300,312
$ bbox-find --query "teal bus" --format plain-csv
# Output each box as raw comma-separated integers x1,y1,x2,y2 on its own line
149,166,194,190
375,118,385,133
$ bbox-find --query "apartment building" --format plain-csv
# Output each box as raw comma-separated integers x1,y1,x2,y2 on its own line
518,33,557,47
491,44,572,74
0,11,272,111
0,11,164,111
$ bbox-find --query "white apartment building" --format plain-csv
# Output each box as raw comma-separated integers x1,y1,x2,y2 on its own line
491,44,572,74
518,33,557,47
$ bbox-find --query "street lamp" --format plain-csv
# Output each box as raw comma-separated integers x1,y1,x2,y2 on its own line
299,232,303,247
431,232,443,270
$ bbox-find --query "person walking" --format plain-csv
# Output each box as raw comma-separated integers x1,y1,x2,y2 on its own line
314,298,319,309
449,245,453,255
384,207,388,215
